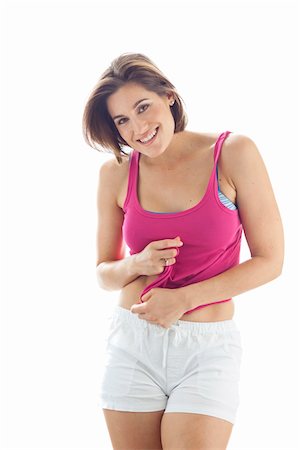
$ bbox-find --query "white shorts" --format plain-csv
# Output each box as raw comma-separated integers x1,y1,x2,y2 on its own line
98,305,243,424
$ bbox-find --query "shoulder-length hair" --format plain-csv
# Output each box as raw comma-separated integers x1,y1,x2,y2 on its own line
82,52,188,164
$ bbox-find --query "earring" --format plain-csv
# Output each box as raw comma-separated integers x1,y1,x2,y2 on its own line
170,100,175,106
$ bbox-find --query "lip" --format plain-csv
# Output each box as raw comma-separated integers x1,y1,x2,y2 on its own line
137,127,159,144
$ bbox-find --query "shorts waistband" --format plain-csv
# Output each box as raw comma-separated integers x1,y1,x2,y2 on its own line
110,305,240,335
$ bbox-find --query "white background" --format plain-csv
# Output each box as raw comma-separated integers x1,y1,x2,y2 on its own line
1,0,299,449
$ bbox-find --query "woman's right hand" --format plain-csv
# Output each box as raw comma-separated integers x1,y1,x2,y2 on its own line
134,236,184,276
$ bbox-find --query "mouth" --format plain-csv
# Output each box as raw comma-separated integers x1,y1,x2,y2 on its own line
137,127,159,145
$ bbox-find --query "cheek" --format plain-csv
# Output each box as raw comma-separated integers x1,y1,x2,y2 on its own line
148,103,163,119
117,127,128,138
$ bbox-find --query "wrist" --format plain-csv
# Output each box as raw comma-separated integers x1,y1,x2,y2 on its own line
177,285,193,310
128,254,142,277
179,283,201,311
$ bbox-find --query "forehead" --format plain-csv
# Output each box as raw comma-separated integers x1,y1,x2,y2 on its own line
107,83,158,114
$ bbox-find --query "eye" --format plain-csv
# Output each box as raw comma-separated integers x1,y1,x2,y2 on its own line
138,103,149,113
117,103,150,126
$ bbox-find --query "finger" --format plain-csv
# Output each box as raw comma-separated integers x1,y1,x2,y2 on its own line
138,313,150,320
153,237,183,250
138,314,157,323
130,303,147,314
141,290,152,302
163,247,180,259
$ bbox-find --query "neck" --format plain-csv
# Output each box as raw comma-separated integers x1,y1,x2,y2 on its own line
140,130,194,170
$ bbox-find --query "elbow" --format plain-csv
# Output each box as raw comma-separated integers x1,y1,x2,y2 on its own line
95,266,116,292
276,262,284,278
95,265,107,291
272,268,283,281
96,274,112,291
95,270,105,290
275,251,285,277
269,257,284,280
254,255,284,280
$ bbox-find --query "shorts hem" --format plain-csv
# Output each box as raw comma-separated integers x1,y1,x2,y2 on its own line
164,408,236,425
99,400,167,413
99,400,236,423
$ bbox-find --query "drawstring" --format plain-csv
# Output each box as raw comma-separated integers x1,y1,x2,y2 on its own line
162,331,169,368
162,323,181,368
137,321,182,369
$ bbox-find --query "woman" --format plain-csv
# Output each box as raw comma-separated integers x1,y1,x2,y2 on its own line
82,53,284,450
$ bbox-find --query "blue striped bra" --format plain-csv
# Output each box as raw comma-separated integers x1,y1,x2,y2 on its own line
144,164,238,214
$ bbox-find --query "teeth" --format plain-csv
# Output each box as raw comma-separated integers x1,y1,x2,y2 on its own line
139,128,157,143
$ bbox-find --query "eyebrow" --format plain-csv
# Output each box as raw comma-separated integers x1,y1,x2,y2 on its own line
112,98,150,120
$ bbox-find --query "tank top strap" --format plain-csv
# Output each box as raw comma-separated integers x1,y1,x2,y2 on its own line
203,130,233,201
213,130,233,166
122,149,138,212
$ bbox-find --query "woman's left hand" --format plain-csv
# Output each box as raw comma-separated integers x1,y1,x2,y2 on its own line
130,287,187,329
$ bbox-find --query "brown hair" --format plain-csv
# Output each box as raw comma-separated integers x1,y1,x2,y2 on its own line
82,52,188,164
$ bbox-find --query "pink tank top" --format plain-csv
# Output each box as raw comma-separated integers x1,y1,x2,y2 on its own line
122,131,243,314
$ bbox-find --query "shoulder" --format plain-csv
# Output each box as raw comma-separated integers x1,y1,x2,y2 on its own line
99,152,130,179
192,129,258,161
218,132,262,189
99,156,129,191
98,153,131,202
221,132,259,162
223,131,257,151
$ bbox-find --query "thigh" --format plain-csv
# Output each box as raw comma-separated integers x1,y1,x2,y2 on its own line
161,412,233,450
103,409,165,450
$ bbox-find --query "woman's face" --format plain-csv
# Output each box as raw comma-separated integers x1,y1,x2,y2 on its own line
106,82,175,158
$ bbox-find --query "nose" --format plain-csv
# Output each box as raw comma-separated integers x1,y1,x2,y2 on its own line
130,116,149,138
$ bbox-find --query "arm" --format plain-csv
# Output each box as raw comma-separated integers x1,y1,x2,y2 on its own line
180,134,285,310
97,256,141,291
95,159,141,291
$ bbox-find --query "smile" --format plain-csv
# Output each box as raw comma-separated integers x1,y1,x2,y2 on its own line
138,127,159,145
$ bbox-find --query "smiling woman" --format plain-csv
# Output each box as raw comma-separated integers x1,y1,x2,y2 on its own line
82,52,284,450
82,52,188,164
106,81,180,162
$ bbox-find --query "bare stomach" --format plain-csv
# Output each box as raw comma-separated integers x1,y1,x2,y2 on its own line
117,274,234,323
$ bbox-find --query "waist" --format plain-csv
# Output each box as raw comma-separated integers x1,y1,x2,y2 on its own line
118,275,235,323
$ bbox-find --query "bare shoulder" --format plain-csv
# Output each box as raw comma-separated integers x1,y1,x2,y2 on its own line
98,153,130,201
197,130,255,151
217,132,263,189
96,154,131,267
99,153,130,174
223,131,257,150
194,129,255,149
